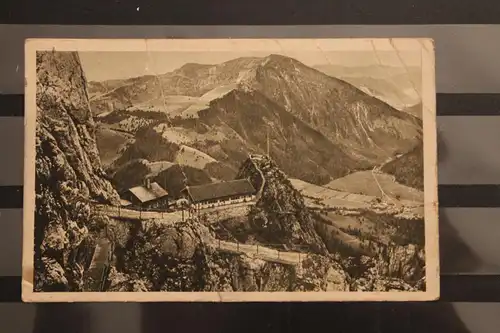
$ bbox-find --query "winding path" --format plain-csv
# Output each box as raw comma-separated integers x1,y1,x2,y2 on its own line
94,203,307,267
215,240,308,266
95,201,253,223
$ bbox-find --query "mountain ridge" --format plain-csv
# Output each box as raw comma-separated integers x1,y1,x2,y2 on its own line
313,63,422,111
91,53,423,189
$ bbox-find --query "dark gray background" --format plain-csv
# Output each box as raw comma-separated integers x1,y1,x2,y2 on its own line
0,25,499,333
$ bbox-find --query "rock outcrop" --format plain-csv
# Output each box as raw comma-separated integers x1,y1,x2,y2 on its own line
35,51,119,291
111,213,423,292
374,243,426,284
237,155,329,255
112,218,349,292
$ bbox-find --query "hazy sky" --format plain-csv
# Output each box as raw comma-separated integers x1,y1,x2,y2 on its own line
79,50,421,82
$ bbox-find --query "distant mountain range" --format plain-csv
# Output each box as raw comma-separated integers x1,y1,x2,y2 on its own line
313,64,422,113
88,54,423,191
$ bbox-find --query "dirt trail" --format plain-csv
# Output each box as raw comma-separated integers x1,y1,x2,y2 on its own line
97,204,308,266
95,202,253,223
215,240,308,266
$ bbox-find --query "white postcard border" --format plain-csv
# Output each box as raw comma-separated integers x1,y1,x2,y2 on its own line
22,38,439,302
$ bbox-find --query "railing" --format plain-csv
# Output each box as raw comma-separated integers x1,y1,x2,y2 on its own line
98,264,110,292
96,202,253,223
85,240,113,292
96,204,188,220
214,239,310,265
248,155,266,200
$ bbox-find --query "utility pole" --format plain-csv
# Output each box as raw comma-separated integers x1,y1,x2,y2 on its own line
266,126,270,157
164,172,167,195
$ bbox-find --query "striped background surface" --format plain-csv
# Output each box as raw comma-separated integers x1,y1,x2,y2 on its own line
0,18,499,333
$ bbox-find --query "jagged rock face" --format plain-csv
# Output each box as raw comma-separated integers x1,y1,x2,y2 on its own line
159,221,212,259
375,244,425,284
295,255,350,291
35,51,119,291
237,158,266,195
117,219,214,291
239,155,329,255
113,216,418,292
205,253,350,292
113,218,349,292
107,267,150,292
204,255,296,292
347,248,424,292
36,51,119,204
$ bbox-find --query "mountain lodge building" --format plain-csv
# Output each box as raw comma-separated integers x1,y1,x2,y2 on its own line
120,179,169,209
181,179,257,209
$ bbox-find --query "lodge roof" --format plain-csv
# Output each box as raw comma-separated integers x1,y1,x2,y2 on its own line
126,182,169,203
185,179,256,203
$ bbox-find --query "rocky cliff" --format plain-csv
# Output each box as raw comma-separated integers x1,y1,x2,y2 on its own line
34,51,119,291
109,219,350,292
110,215,424,292
234,155,425,290
237,155,329,254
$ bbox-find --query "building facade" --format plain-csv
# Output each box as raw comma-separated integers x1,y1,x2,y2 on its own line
120,179,169,210
182,179,257,210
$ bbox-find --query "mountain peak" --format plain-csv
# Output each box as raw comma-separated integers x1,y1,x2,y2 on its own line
174,62,212,76
266,53,292,60
260,53,303,68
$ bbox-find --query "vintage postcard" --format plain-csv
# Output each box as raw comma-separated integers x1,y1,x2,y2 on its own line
23,38,438,302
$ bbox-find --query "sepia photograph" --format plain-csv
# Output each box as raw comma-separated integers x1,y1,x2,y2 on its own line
22,38,438,302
